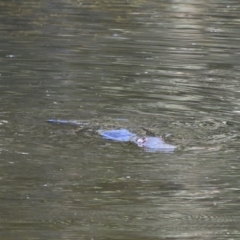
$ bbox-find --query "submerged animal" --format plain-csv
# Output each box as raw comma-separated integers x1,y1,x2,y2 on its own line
47,119,176,152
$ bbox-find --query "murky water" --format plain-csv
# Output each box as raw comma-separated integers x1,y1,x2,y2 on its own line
1,0,240,239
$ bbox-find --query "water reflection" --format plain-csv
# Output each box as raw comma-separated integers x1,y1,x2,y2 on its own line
0,0,240,239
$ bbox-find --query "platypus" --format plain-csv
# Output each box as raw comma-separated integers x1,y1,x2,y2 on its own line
47,119,176,152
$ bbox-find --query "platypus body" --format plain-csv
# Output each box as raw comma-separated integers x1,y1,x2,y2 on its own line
47,119,176,153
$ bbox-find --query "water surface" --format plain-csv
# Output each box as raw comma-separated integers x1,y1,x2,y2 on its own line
1,0,240,239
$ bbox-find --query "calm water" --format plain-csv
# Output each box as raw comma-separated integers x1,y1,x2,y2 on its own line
1,0,240,239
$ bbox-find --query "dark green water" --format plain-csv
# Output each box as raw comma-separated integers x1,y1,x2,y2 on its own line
1,0,240,239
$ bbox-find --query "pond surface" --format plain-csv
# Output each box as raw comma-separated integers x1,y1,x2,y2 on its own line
1,0,240,239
